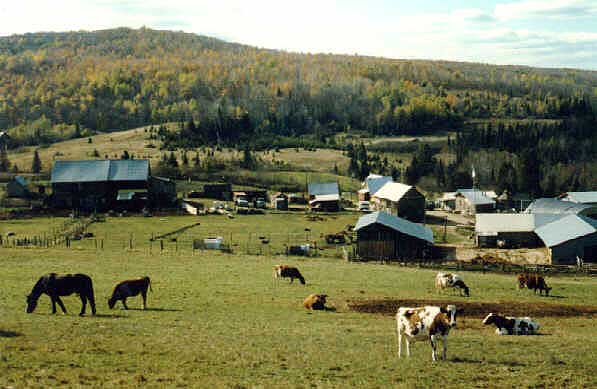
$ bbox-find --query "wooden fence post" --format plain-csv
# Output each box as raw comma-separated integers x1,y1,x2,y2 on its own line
160,240,164,252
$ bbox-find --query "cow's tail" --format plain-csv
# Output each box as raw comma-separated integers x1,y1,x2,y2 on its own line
86,276,97,315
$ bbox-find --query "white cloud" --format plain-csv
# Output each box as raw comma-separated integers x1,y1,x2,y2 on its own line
494,0,597,21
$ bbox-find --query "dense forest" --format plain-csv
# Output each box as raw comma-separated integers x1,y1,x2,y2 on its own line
1,28,596,193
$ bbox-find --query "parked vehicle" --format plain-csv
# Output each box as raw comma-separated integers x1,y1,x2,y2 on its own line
254,197,266,209
358,201,370,212
235,196,249,208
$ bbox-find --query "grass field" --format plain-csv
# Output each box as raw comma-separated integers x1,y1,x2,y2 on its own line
1,215,596,388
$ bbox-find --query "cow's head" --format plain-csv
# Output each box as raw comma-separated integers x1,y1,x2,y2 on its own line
107,297,116,309
517,274,526,289
26,294,37,313
403,310,424,335
482,313,496,326
441,305,460,327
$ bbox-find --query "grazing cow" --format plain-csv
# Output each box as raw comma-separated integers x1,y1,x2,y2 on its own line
517,274,551,296
26,273,96,316
273,265,306,285
435,272,470,297
303,294,328,310
482,313,540,335
396,305,461,361
108,276,152,310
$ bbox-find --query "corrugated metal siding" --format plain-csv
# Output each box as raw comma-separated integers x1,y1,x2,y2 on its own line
355,211,433,243
51,160,149,183
308,182,339,196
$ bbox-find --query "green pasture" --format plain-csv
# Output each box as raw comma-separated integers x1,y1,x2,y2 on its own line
0,216,596,387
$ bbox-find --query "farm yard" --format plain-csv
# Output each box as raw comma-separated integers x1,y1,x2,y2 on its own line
1,215,597,388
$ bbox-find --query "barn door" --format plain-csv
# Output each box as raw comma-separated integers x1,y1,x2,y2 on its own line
584,245,597,263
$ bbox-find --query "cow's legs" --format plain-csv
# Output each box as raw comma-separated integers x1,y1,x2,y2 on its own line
397,328,402,358
405,338,411,357
55,296,67,314
430,336,438,361
122,298,128,310
141,291,147,310
442,336,447,360
79,295,87,316
50,296,57,314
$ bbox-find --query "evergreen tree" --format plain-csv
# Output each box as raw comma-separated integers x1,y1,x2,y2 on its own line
193,152,200,166
0,149,10,172
182,151,189,166
121,150,130,160
168,151,178,167
31,150,42,173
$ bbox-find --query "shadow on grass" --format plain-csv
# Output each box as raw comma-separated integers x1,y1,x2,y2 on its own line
451,357,527,367
547,295,566,299
92,313,126,318
0,330,22,338
124,307,182,312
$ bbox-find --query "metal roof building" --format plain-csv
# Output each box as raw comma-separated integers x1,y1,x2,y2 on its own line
51,160,149,183
355,211,433,261
307,182,339,197
370,182,426,222
365,175,393,196
474,213,562,248
50,159,174,212
559,192,597,205
534,214,597,264
525,198,595,216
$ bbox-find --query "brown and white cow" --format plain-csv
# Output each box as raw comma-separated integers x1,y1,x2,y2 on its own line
273,264,306,285
435,272,470,297
303,294,328,310
108,276,152,310
396,305,461,361
482,313,540,335
517,274,551,296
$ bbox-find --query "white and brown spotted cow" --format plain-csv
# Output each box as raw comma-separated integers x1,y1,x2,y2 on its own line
396,305,461,361
482,313,540,335
436,272,470,297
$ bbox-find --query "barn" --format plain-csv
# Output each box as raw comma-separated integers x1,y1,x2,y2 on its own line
359,174,393,201
475,213,561,248
525,198,597,218
559,192,597,206
454,189,496,215
6,175,30,198
370,182,425,222
308,182,340,212
51,159,175,212
534,214,597,264
355,211,433,261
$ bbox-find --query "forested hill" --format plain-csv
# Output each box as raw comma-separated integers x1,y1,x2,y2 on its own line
1,27,596,150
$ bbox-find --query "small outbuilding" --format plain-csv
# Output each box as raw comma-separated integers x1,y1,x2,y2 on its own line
272,193,289,210
370,182,425,222
534,214,597,264
454,189,496,215
203,183,232,200
308,182,340,212
6,175,30,198
355,211,433,261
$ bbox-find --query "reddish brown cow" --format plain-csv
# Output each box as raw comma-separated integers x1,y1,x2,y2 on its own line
517,274,551,296
303,294,328,310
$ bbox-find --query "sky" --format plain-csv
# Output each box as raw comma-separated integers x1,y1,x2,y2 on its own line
1,0,596,70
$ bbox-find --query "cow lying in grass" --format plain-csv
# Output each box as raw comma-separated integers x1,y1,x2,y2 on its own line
517,274,551,296
482,313,540,335
108,276,152,310
435,272,470,297
396,305,461,361
303,294,328,310
273,264,306,285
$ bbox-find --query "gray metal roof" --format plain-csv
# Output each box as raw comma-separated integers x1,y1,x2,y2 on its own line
534,214,597,247
51,160,149,183
457,189,496,206
13,175,27,187
475,213,562,234
561,192,597,204
366,176,393,195
308,182,339,196
525,198,593,215
355,211,434,243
